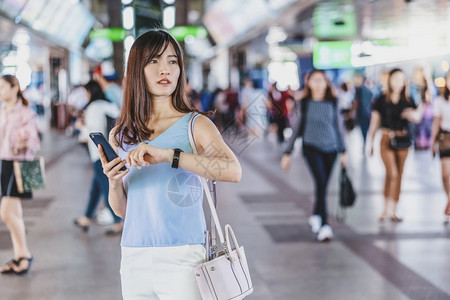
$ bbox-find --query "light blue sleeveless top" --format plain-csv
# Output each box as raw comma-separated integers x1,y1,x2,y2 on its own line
118,112,206,247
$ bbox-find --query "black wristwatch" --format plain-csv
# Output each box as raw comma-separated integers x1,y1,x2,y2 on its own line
171,148,183,168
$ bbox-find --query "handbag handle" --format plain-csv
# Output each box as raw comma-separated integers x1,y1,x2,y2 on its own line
224,224,242,259
188,113,226,246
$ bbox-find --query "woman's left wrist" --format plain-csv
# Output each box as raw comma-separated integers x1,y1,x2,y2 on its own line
166,149,174,163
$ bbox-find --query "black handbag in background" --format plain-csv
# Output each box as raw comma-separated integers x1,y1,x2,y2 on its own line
337,167,356,222
340,167,356,207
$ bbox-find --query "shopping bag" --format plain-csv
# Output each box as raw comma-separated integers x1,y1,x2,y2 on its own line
13,157,46,193
339,167,356,208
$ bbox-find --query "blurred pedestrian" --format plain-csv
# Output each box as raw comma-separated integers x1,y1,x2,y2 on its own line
93,61,123,108
99,29,242,299
213,87,227,130
67,85,89,137
352,73,373,147
410,67,434,149
337,82,354,112
373,70,389,99
367,68,423,222
0,75,40,275
223,85,240,133
431,71,450,216
337,82,355,132
240,78,268,138
186,79,200,109
281,70,347,242
199,85,213,113
73,80,123,235
268,82,289,144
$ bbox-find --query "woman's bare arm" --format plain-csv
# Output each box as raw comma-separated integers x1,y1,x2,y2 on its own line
97,128,129,218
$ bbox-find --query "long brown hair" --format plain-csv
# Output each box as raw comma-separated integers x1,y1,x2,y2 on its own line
300,69,336,103
385,68,410,103
115,29,205,147
1,74,29,106
443,72,450,101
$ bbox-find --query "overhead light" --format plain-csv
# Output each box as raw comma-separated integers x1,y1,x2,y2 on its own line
122,0,133,4
265,27,287,44
184,35,195,45
435,77,446,88
12,30,30,45
163,0,176,4
122,6,135,30
163,6,176,29
124,35,135,51
3,55,17,67
124,35,135,67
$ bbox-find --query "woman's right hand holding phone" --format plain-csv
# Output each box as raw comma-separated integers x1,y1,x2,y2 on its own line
98,145,129,187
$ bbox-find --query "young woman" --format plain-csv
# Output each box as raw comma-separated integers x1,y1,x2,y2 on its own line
0,75,40,275
281,70,347,242
410,67,434,149
367,68,422,222
98,30,242,299
431,71,450,216
268,82,289,144
73,81,123,235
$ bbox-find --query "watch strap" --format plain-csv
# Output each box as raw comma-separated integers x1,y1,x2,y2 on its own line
171,148,183,168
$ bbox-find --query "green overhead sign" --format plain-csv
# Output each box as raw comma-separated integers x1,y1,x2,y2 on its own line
313,41,353,69
89,28,127,42
168,26,208,41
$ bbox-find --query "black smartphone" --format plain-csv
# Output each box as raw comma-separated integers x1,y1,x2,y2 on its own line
89,132,127,171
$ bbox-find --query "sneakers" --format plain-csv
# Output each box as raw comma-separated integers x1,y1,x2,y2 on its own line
317,225,333,242
308,215,322,233
95,208,115,225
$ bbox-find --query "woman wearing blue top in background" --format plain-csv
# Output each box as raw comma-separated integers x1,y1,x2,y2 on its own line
281,70,347,242
98,30,242,299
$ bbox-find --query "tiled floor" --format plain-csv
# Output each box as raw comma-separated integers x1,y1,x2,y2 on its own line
0,125,449,300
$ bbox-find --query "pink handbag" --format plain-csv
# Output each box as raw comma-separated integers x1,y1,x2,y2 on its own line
188,113,253,300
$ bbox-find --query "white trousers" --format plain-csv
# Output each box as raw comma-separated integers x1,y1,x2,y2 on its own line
120,244,206,300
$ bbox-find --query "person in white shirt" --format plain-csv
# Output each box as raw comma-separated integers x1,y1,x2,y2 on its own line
431,72,450,217
74,80,123,235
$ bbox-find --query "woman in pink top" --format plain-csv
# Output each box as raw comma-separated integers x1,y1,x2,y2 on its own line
0,75,40,275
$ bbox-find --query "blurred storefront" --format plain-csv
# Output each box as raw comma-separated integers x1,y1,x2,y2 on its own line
0,0,95,126
197,0,450,91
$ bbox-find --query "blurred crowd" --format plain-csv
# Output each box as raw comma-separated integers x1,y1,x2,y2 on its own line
60,62,450,243
172,66,450,241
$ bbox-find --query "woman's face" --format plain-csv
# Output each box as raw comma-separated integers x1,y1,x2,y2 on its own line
308,72,328,97
144,42,181,99
389,71,406,94
0,78,18,103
